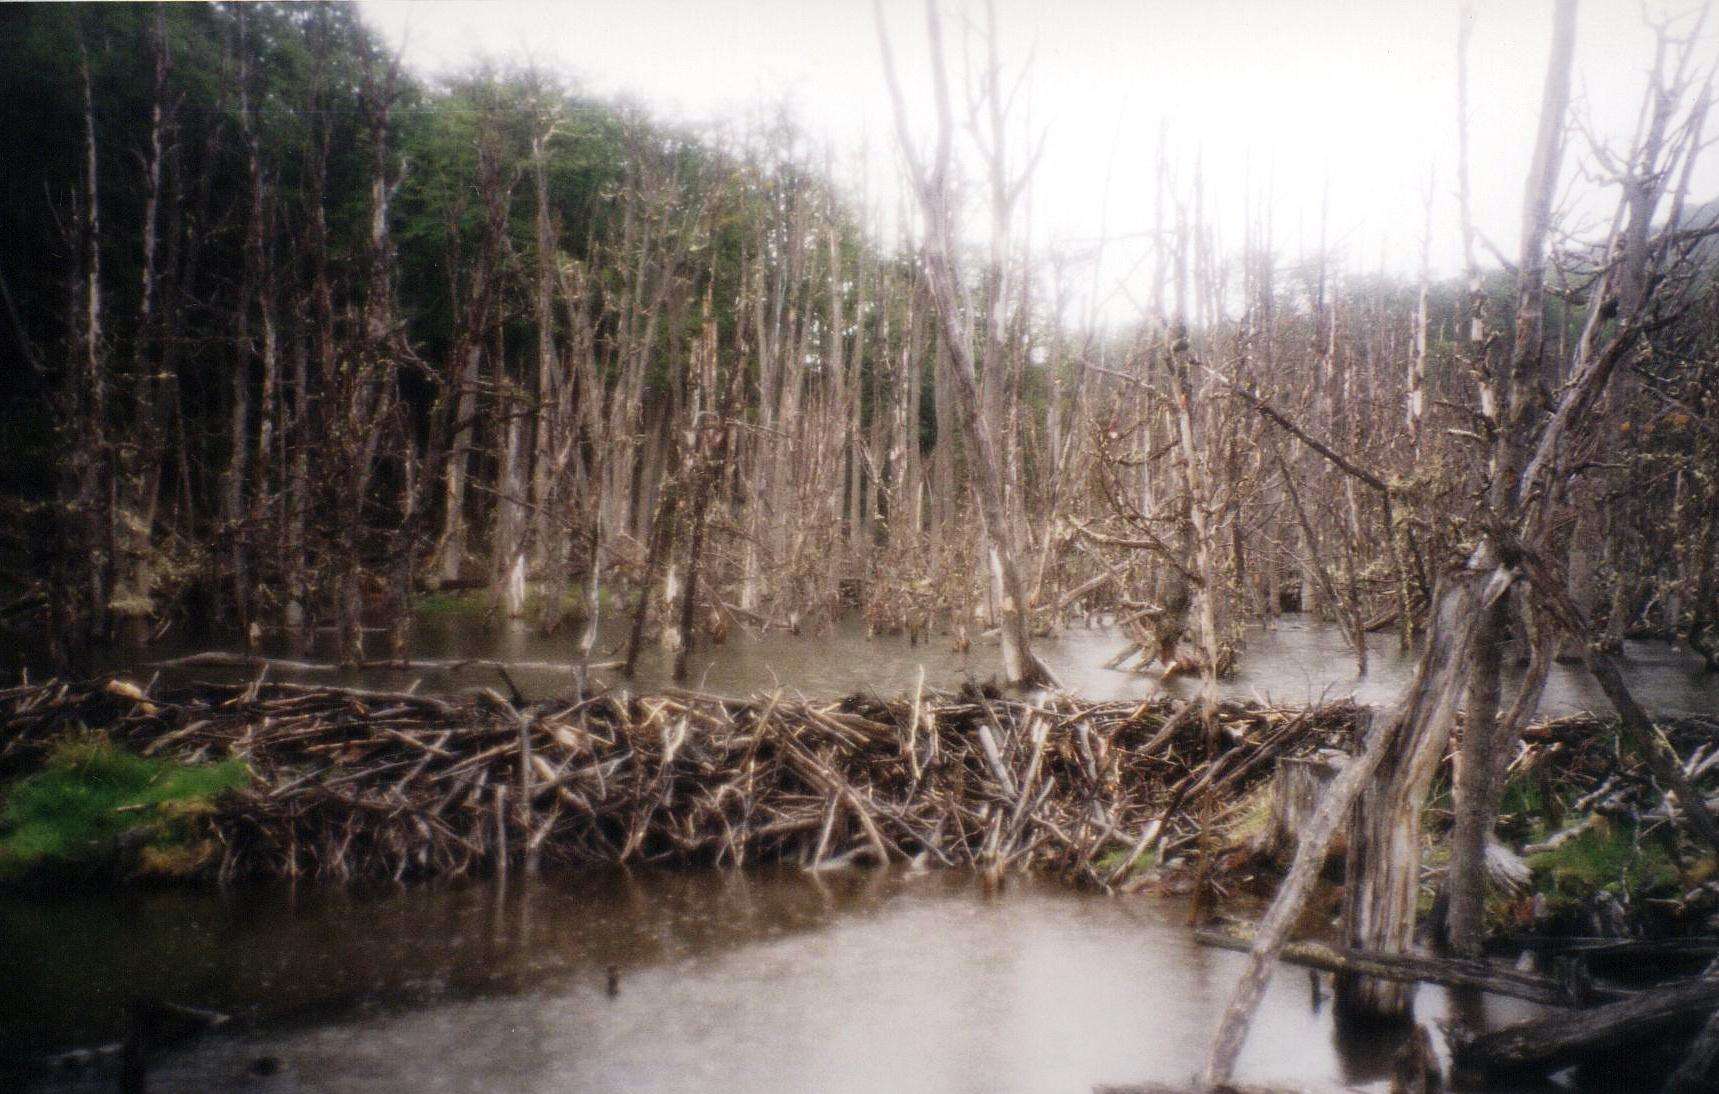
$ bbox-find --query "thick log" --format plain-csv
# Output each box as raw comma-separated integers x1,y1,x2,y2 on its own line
1194,929,1628,1008
1452,974,1719,1084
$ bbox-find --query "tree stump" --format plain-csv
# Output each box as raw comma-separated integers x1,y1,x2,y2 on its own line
1263,751,1347,866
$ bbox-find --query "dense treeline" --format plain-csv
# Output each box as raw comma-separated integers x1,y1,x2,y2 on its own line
1,0,1715,703
0,2,940,666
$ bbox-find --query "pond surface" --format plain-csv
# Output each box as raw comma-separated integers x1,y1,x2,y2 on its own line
2,869,1548,1093
108,611,1719,718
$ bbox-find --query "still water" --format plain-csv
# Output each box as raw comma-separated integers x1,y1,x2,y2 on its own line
2,869,1545,1093
7,616,1711,1091
131,611,1719,718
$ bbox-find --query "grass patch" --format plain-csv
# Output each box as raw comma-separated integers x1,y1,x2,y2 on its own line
0,737,249,883
1222,785,1276,849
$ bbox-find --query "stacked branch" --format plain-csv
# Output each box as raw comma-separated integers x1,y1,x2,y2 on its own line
0,677,1363,886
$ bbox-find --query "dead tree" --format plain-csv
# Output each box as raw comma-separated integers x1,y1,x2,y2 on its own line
1445,0,1578,959
1450,0,1717,956
1205,1,1716,1078
876,0,1054,687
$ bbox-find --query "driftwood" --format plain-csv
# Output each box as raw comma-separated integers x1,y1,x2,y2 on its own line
1451,973,1719,1084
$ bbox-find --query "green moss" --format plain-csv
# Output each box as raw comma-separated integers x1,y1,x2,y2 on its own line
1095,844,1159,879
0,738,249,882
413,590,492,619
1501,775,1550,819
1526,820,1679,907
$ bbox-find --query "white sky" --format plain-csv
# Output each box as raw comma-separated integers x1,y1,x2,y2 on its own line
360,0,1718,322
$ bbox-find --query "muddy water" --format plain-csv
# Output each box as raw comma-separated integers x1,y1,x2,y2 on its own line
2,869,1544,1093
137,611,1719,718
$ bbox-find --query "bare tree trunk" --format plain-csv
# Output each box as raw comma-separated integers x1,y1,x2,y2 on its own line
1447,0,1576,958
876,0,1054,688
529,110,562,585
61,35,112,650
674,306,740,682
494,401,529,618
624,401,684,677
1203,568,1513,1086
109,10,173,644
229,15,260,629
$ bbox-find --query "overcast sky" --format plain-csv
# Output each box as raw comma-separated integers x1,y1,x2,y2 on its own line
359,0,1717,322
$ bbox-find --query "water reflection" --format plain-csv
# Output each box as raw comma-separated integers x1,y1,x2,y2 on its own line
102,612,1719,719
5,870,1552,1093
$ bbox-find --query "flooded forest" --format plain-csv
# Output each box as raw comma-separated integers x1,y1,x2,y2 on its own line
2,1,1718,1091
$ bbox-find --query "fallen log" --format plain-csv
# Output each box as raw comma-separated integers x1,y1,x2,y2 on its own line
1194,929,1628,1008
1665,987,1719,1093
1505,936,1719,961
1451,972,1719,1084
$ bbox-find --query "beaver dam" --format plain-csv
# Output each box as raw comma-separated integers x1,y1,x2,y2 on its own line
5,673,1719,1092
0,677,1369,885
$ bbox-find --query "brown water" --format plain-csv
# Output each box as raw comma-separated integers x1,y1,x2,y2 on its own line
2,869,1549,1093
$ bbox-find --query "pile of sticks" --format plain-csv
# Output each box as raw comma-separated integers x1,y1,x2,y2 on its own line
0,676,1364,885
1513,709,1719,836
